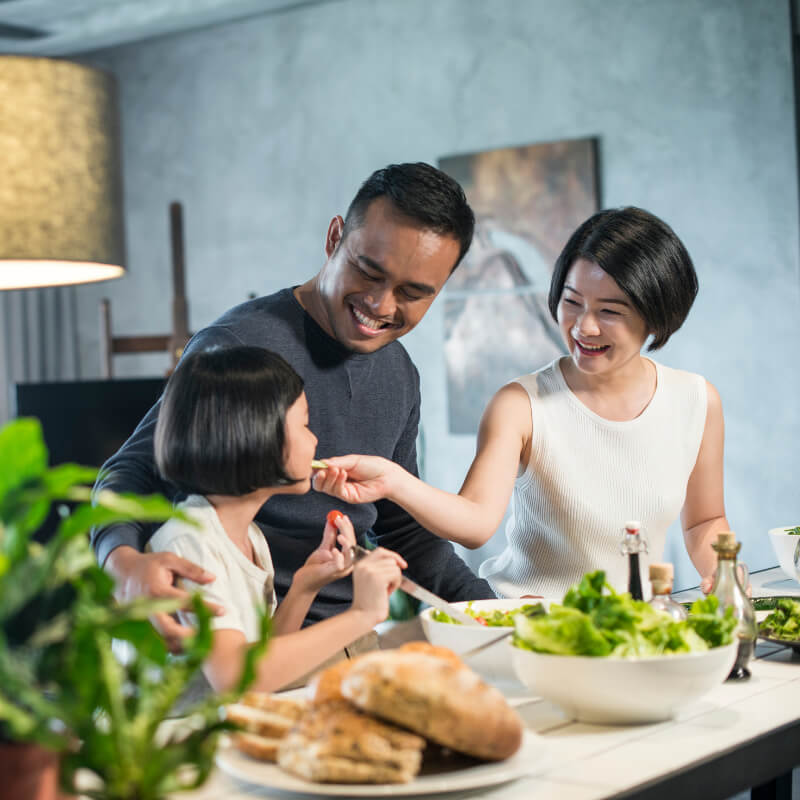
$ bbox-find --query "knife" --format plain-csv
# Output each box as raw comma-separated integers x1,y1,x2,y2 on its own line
350,544,482,627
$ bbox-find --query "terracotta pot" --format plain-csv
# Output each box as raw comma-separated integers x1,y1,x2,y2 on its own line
0,741,69,800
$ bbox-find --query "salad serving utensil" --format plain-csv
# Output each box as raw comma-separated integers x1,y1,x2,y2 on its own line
349,544,482,627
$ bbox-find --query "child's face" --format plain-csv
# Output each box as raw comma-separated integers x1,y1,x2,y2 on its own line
283,391,318,491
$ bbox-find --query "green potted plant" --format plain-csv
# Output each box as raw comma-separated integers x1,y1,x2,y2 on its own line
0,418,269,799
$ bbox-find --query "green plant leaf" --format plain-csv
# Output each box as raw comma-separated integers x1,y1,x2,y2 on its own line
0,418,48,498
0,417,272,799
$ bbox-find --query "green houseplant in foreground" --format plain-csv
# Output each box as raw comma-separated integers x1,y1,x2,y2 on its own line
0,418,270,799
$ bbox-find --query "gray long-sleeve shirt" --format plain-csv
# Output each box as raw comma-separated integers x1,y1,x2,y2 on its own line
92,288,494,621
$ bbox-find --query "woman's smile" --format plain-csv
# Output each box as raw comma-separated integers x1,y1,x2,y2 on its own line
573,339,611,357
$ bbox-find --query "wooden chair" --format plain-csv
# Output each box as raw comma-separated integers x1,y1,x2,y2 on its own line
100,202,192,378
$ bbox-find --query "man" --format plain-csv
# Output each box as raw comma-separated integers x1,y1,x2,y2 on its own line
93,162,495,650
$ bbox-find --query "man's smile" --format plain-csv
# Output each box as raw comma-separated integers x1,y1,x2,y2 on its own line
350,303,398,336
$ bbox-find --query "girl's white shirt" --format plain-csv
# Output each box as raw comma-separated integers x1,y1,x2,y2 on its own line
148,494,277,641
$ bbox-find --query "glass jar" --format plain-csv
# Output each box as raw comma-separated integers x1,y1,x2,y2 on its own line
648,562,688,621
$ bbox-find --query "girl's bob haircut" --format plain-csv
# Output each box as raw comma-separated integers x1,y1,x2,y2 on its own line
548,206,699,350
154,345,305,496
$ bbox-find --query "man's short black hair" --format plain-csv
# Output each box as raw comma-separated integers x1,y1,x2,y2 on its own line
154,346,305,496
342,162,475,269
548,206,699,350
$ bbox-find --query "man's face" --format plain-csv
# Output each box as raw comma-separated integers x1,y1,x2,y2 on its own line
316,197,461,354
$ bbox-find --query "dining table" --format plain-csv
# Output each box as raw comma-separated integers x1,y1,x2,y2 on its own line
177,566,800,800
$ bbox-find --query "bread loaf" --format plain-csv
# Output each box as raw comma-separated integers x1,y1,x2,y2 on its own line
277,700,425,783
231,731,283,762
225,702,296,739
341,650,523,761
226,693,308,763
240,691,308,720
307,658,358,705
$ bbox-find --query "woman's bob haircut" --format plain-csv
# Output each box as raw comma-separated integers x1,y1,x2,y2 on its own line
154,345,305,496
548,207,699,350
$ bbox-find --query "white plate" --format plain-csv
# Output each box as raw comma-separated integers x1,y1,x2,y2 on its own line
215,729,543,797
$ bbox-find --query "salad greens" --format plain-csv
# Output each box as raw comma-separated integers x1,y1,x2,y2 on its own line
759,597,800,641
431,601,543,627
784,526,800,536
512,570,737,657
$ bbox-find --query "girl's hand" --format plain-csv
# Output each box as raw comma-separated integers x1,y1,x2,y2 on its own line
350,547,407,626
312,455,396,504
293,510,356,594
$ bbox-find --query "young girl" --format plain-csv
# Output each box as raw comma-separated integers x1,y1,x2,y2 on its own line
149,345,405,692
314,207,730,597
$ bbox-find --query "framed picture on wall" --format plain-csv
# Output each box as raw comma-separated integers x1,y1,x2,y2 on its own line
439,137,601,434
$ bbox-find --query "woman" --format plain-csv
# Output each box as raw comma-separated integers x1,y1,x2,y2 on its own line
313,207,729,597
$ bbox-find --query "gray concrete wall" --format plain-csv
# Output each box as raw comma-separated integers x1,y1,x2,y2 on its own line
81,0,799,590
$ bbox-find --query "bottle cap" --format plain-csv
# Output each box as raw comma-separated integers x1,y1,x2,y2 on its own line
625,520,642,534
649,563,674,581
716,531,737,549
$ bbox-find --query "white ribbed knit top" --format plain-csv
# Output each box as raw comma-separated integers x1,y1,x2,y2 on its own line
479,358,707,598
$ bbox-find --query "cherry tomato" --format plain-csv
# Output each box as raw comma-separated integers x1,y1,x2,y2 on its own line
326,509,344,527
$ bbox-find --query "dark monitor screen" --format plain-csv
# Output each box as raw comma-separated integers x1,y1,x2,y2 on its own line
14,378,165,469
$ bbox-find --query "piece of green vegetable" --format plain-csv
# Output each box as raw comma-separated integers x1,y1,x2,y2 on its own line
511,570,736,658
760,597,800,641
784,526,800,536
431,601,544,627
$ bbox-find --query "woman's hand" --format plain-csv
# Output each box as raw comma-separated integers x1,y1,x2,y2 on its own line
312,455,397,505
293,510,356,593
350,547,407,626
700,565,752,597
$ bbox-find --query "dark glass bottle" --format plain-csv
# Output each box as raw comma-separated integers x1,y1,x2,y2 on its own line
711,531,756,681
620,520,648,600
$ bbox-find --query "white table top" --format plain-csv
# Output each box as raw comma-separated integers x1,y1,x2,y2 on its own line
183,567,800,800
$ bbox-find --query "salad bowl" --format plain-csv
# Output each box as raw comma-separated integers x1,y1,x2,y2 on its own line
419,598,551,685
767,526,800,582
510,641,737,724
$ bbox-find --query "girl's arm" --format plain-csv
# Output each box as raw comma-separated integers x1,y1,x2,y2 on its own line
271,513,356,635
202,549,405,693
315,383,532,549
680,381,730,585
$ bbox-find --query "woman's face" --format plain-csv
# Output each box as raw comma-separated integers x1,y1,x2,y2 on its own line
556,258,649,376
282,391,318,491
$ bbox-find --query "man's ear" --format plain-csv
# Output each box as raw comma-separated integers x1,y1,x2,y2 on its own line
325,215,345,258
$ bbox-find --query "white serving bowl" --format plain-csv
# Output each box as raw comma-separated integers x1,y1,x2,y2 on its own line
510,640,737,724
419,598,553,685
767,526,800,582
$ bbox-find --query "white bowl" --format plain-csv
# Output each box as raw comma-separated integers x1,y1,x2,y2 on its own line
767,526,800,582
419,598,552,685
510,641,737,724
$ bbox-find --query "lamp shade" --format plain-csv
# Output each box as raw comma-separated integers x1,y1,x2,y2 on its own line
0,56,126,290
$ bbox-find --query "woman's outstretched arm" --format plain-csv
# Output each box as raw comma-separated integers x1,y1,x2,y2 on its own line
314,383,532,549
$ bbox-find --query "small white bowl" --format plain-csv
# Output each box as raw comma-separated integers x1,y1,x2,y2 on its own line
510,641,737,724
767,526,800,582
419,598,552,686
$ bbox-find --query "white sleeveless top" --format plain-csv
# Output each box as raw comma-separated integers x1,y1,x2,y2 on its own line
479,358,707,598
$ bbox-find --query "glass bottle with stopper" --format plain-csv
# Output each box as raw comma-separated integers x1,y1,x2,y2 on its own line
648,562,688,620
620,520,648,600
711,531,756,681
